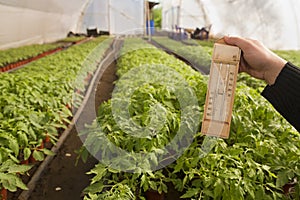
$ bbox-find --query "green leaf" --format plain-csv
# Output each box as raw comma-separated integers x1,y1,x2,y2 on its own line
214,179,223,198
9,137,19,156
183,175,188,186
141,174,149,192
46,126,58,135
84,182,104,194
0,173,28,192
89,166,107,184
0,133,19,156
149,181,157,191
180,188,199,198
262,165,271,171
24,148,31,160
18,132,28,147
149,153,158,166
32,150,44,161
7,164,32,174
15,174,29,190
158,182,167,194
2,178,17,192
276,171,289,187
9,154,20,163
28,127,37,141
0,160,15,172
203,188,214,198
39,148,55,156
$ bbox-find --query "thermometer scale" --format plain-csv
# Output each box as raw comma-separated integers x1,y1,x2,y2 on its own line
201,39,241,139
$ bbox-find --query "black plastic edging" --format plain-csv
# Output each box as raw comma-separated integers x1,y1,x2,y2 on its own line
17,37,122,200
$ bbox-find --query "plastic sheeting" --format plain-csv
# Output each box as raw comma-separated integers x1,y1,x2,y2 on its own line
80,0,144,35
81,0,110,32
162,0,300,50
0,0,88,49
0,0,145,49
109,0,144,35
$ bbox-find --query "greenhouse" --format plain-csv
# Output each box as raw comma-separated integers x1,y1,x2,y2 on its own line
1,0,300,200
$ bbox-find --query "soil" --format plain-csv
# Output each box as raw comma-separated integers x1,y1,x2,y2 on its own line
27,58,118,200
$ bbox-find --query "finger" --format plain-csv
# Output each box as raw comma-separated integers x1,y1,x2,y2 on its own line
224,36,252,51
238,58,247,73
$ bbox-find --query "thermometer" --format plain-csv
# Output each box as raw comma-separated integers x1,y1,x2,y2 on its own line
201,39,241,139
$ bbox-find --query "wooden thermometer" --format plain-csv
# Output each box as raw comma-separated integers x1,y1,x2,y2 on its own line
201,39,241,139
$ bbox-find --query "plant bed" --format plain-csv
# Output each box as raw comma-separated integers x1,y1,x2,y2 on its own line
56,36,87,44
0,37,93,73
1,47,65,72
24,38,122,200
0,36,114,198
80,38,300,200
151,37,211,74
0,43,63,69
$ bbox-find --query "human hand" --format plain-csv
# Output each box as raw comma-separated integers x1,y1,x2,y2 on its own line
223,36,287,85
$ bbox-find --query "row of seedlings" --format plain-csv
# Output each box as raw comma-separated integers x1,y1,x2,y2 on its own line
0,36,88,72
151,37,211,74
81,38,300,199
0,36,113,199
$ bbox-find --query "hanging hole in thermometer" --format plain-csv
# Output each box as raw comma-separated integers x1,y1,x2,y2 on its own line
201,40,241,139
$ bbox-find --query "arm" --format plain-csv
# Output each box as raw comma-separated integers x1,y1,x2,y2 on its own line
224,36,300,132
262,62,300,132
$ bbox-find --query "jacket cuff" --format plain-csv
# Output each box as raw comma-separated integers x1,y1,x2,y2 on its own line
262,62,300,131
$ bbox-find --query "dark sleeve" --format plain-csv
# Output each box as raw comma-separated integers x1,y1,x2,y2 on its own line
261,62,300,132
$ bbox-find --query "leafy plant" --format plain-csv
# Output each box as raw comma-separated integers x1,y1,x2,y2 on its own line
83,38,300,200
0,43,62,68
274,50,300,67
57,36,86,43
0,160,32,192
152,37,211,73
0,36,113,192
